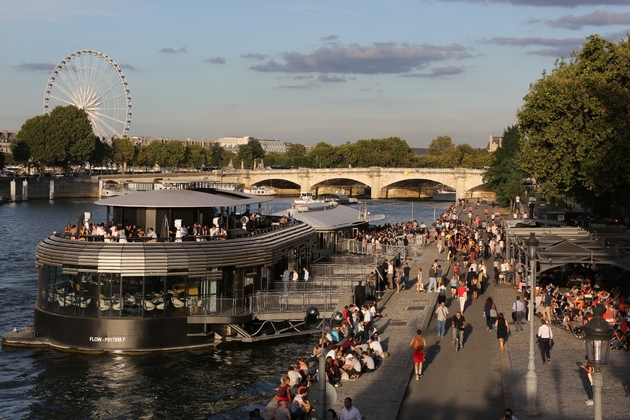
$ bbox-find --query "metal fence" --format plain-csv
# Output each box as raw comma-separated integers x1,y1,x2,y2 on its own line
249,290,343,315
336,240,428,259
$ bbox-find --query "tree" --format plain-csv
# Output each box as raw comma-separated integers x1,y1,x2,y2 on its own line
185,144,208,169
208,143,224,167
111,138,135,173
236,144,254,169
286,143,307,158
133,145,155,171
164,141,186,168
421,136,459,167
518,34,630,217
248,138,265,160
484,125,527,205
149,142,168,167
308,142,341,168
0,151,5,169
10,138,31,164
15,105,97,169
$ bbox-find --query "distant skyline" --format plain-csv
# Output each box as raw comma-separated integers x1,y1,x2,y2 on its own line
2,0,629,148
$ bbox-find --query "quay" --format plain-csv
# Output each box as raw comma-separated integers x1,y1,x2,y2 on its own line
261,205,630,420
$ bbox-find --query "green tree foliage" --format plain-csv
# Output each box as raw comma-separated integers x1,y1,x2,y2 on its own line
208,143,224,167
286,143,307,158
483,125,527,205
164,141,186,168
0,151,5,169
14,106,97,169
185,144,208,169
111,138,135,172
248,138,265,160
149,142,168,167
91,139,112,168
308,142,341,168
518,34,630,217
134,145,155,170
425,136,460,167
10,138,31,163
236,144,254,169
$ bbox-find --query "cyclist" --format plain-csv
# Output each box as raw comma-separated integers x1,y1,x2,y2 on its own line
452,312,467,350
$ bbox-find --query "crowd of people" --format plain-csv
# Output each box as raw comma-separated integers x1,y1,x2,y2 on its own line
266,301,384,419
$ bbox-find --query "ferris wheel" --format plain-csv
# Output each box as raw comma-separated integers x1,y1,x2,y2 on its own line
43,50,132,141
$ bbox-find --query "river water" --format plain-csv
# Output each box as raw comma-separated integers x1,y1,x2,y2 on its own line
0,197,450,419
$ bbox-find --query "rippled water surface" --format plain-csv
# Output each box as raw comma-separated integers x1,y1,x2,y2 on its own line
0,197,450,419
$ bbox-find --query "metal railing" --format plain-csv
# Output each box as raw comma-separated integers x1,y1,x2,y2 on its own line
336,240,425,259
249,290,343,315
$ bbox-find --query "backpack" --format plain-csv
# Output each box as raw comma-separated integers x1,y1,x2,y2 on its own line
413,335,424,351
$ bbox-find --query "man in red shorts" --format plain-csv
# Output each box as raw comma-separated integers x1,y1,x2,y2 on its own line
410,329,427,380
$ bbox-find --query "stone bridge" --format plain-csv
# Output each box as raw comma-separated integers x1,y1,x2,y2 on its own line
212,167,486,200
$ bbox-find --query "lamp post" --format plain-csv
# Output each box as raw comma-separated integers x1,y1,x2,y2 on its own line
524,232,540,416
583,304,614,420
307,307,343,420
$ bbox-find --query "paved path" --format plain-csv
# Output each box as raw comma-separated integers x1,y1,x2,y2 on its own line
277,204,630,420
398,280,506,420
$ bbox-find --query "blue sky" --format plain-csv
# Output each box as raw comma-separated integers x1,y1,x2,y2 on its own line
2,0,630,148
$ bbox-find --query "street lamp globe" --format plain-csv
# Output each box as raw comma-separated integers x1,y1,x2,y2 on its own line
583,304,615,365
525,232,539,260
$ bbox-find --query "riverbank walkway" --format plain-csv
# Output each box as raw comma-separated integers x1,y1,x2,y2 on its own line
325,206,630,420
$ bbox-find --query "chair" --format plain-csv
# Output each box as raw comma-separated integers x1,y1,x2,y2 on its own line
172,297,185,308
143,300,155,311
100,299,111,311
79,298,91,309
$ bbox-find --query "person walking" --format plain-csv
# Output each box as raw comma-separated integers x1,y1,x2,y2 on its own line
457,281,468,313
416,268,424,293
483,297,497,332
410,329,427,379
428,264,437,292
495,313,510,351
339,397,362,420
580,355,594,405
512,296,525,331
537,319,554,363
402,261,410,289
435,302,449,337
452,312,467,348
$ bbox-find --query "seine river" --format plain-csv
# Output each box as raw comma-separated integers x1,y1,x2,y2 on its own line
0,197,450,419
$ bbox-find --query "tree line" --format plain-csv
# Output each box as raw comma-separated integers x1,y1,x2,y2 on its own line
4,106,492,172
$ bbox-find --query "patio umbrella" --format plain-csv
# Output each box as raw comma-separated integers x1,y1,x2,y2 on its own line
76,212,85,238
160,214,170,241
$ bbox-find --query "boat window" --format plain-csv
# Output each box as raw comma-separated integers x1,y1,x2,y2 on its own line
99,273,121,317
120,276,143,318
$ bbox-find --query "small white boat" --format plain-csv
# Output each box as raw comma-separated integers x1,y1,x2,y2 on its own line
242,186,278,197
293,191,318,206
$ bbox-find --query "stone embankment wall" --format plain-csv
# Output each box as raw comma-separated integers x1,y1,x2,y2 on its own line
0,178,99,201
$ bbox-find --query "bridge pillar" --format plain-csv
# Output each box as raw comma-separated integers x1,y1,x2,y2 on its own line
298,168,311,192
369,167,381,199
454,170,467,202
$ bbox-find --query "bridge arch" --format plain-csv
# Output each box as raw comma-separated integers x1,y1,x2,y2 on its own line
235,167,487,200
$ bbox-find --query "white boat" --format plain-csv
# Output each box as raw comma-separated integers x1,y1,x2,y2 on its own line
314,193,358,205
293,191,318,206
243,186,278,197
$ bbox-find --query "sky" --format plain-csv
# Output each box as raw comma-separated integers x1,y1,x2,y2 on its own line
2,0,630,148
